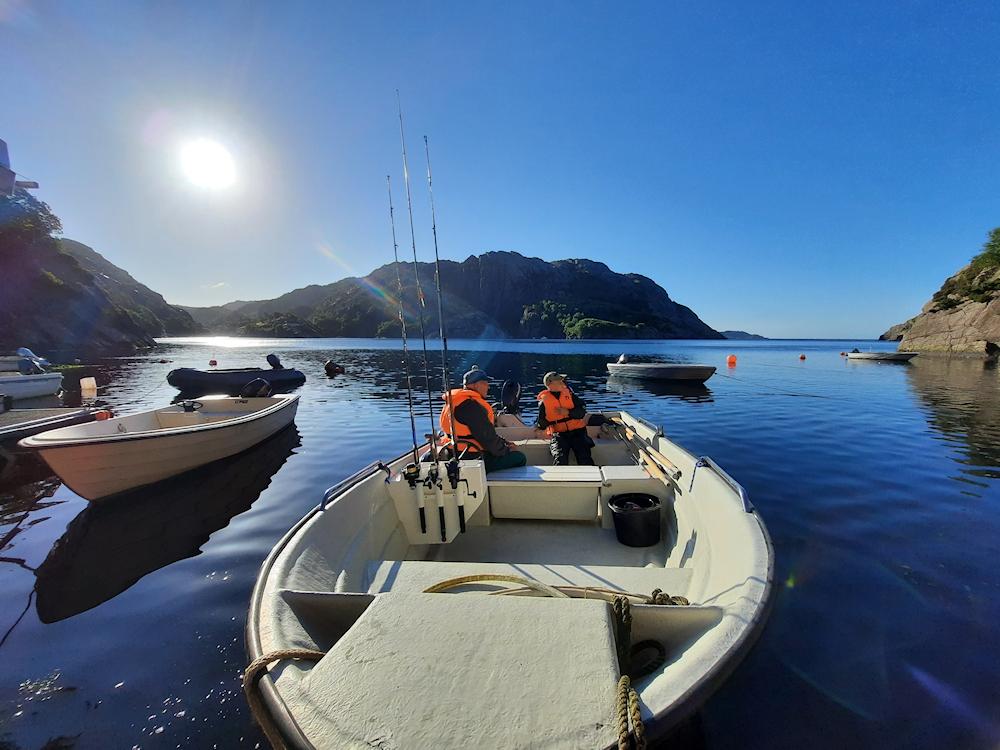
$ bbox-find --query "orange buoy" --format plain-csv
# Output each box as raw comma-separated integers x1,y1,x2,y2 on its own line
95,410,112,421
209,359,218,367
726,354,737,367
799,354,806,360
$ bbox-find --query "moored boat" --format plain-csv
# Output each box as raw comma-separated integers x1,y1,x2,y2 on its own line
167,365,306,396
0,350,63,401
244,410,772,749
846,351,918,361
606,362,717,383
20,394,299,501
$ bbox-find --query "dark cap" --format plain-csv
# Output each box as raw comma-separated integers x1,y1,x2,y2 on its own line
463,365,490,386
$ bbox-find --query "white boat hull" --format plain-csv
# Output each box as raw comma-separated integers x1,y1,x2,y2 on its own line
0,372,63,400
607,363,716,382
21,395,298,501
246,411,772,749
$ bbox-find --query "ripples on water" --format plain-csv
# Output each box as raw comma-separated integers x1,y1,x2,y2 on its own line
1,338,998,749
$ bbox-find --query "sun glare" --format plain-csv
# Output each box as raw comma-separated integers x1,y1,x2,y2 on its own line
179,138,236,189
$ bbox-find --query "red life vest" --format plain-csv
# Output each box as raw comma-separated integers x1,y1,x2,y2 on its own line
439,388,495,454
537,386,587,436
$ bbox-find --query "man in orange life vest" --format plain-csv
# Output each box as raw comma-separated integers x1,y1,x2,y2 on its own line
535,371,595,465
439,366,527,473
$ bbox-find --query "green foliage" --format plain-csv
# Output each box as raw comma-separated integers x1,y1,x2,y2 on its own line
0,189,62,248
41,270,64,287
970,227,1000,272
564,318,645,339
931,226,1000,310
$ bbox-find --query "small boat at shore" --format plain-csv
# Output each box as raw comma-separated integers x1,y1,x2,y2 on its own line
245,410,772,749
20,394,298,501
607,361,717,383
0,349,63,401
846,351,918,362
167,355,306,396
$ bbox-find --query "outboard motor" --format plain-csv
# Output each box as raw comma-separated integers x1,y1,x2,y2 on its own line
17,357,44,375
266,353,283,370
495,379,522,416
16,348,51,367
240,378,273,397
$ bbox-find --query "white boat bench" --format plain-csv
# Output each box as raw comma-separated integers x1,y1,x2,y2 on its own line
487,465,604,520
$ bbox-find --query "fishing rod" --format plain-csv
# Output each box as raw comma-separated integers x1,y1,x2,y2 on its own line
397,91,446,541
386,175,425,533
424,135,465,533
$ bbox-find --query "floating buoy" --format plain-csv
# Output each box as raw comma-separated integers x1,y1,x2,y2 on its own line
726,354,737,367
799,354,806,360
209,359,218,367
839,352,846,356
325,360,345,377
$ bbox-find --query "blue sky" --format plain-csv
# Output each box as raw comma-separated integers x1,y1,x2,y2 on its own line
2,1,998,338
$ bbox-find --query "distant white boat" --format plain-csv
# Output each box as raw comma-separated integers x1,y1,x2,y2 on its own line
0,372,63,401
20,394,299,501
607,362,716,383
846,351,918,362
0,350,63,401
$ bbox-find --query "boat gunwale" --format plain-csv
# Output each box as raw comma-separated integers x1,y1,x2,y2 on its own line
244,412,775,749
19,394,298,450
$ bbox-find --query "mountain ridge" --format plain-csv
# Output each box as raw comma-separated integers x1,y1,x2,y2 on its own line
180,251,722,340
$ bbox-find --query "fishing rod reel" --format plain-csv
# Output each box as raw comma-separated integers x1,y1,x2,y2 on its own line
402,463,421,487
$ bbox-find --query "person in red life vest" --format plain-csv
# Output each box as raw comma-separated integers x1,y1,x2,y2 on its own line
534,371,595,465
439,366,527,473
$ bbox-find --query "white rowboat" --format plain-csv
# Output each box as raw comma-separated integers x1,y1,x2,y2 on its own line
846,351,918,361
607,362,717,382
0,372,63,401
245,410,772,749
20,394,298,501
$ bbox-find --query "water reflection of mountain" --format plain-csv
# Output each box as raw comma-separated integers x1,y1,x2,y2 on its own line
605,375,714,403
905,359,1000,477
33,425,300,623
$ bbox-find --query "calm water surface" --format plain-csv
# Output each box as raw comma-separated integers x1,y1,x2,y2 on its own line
2,337,999,749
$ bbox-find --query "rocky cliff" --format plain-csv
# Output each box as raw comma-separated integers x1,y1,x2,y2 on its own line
0,190,201,357
881,229,1000,358
184,251,721,340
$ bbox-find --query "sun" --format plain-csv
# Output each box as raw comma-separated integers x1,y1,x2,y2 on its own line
179,138,236,189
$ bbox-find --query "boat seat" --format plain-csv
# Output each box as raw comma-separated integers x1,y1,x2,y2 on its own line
298,592,620,749
488,465,604,520
366,559,693,597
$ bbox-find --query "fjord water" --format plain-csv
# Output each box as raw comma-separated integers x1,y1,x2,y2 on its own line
2,338,999,749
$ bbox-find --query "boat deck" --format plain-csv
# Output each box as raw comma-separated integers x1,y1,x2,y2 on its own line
416,518,669,567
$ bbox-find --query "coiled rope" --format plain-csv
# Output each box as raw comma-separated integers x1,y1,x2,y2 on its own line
243,648,325,750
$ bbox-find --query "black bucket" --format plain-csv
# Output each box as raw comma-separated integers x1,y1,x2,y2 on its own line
608,493,661,547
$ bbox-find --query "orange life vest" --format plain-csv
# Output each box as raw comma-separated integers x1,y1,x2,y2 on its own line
537,386,587,436
439,388,495,454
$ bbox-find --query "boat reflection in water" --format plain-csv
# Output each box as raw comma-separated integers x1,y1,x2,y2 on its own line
33,425,300,623
605,374,714,403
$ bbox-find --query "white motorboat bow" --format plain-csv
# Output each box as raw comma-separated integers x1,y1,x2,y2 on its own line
20,394,299,501
245,410,772,749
